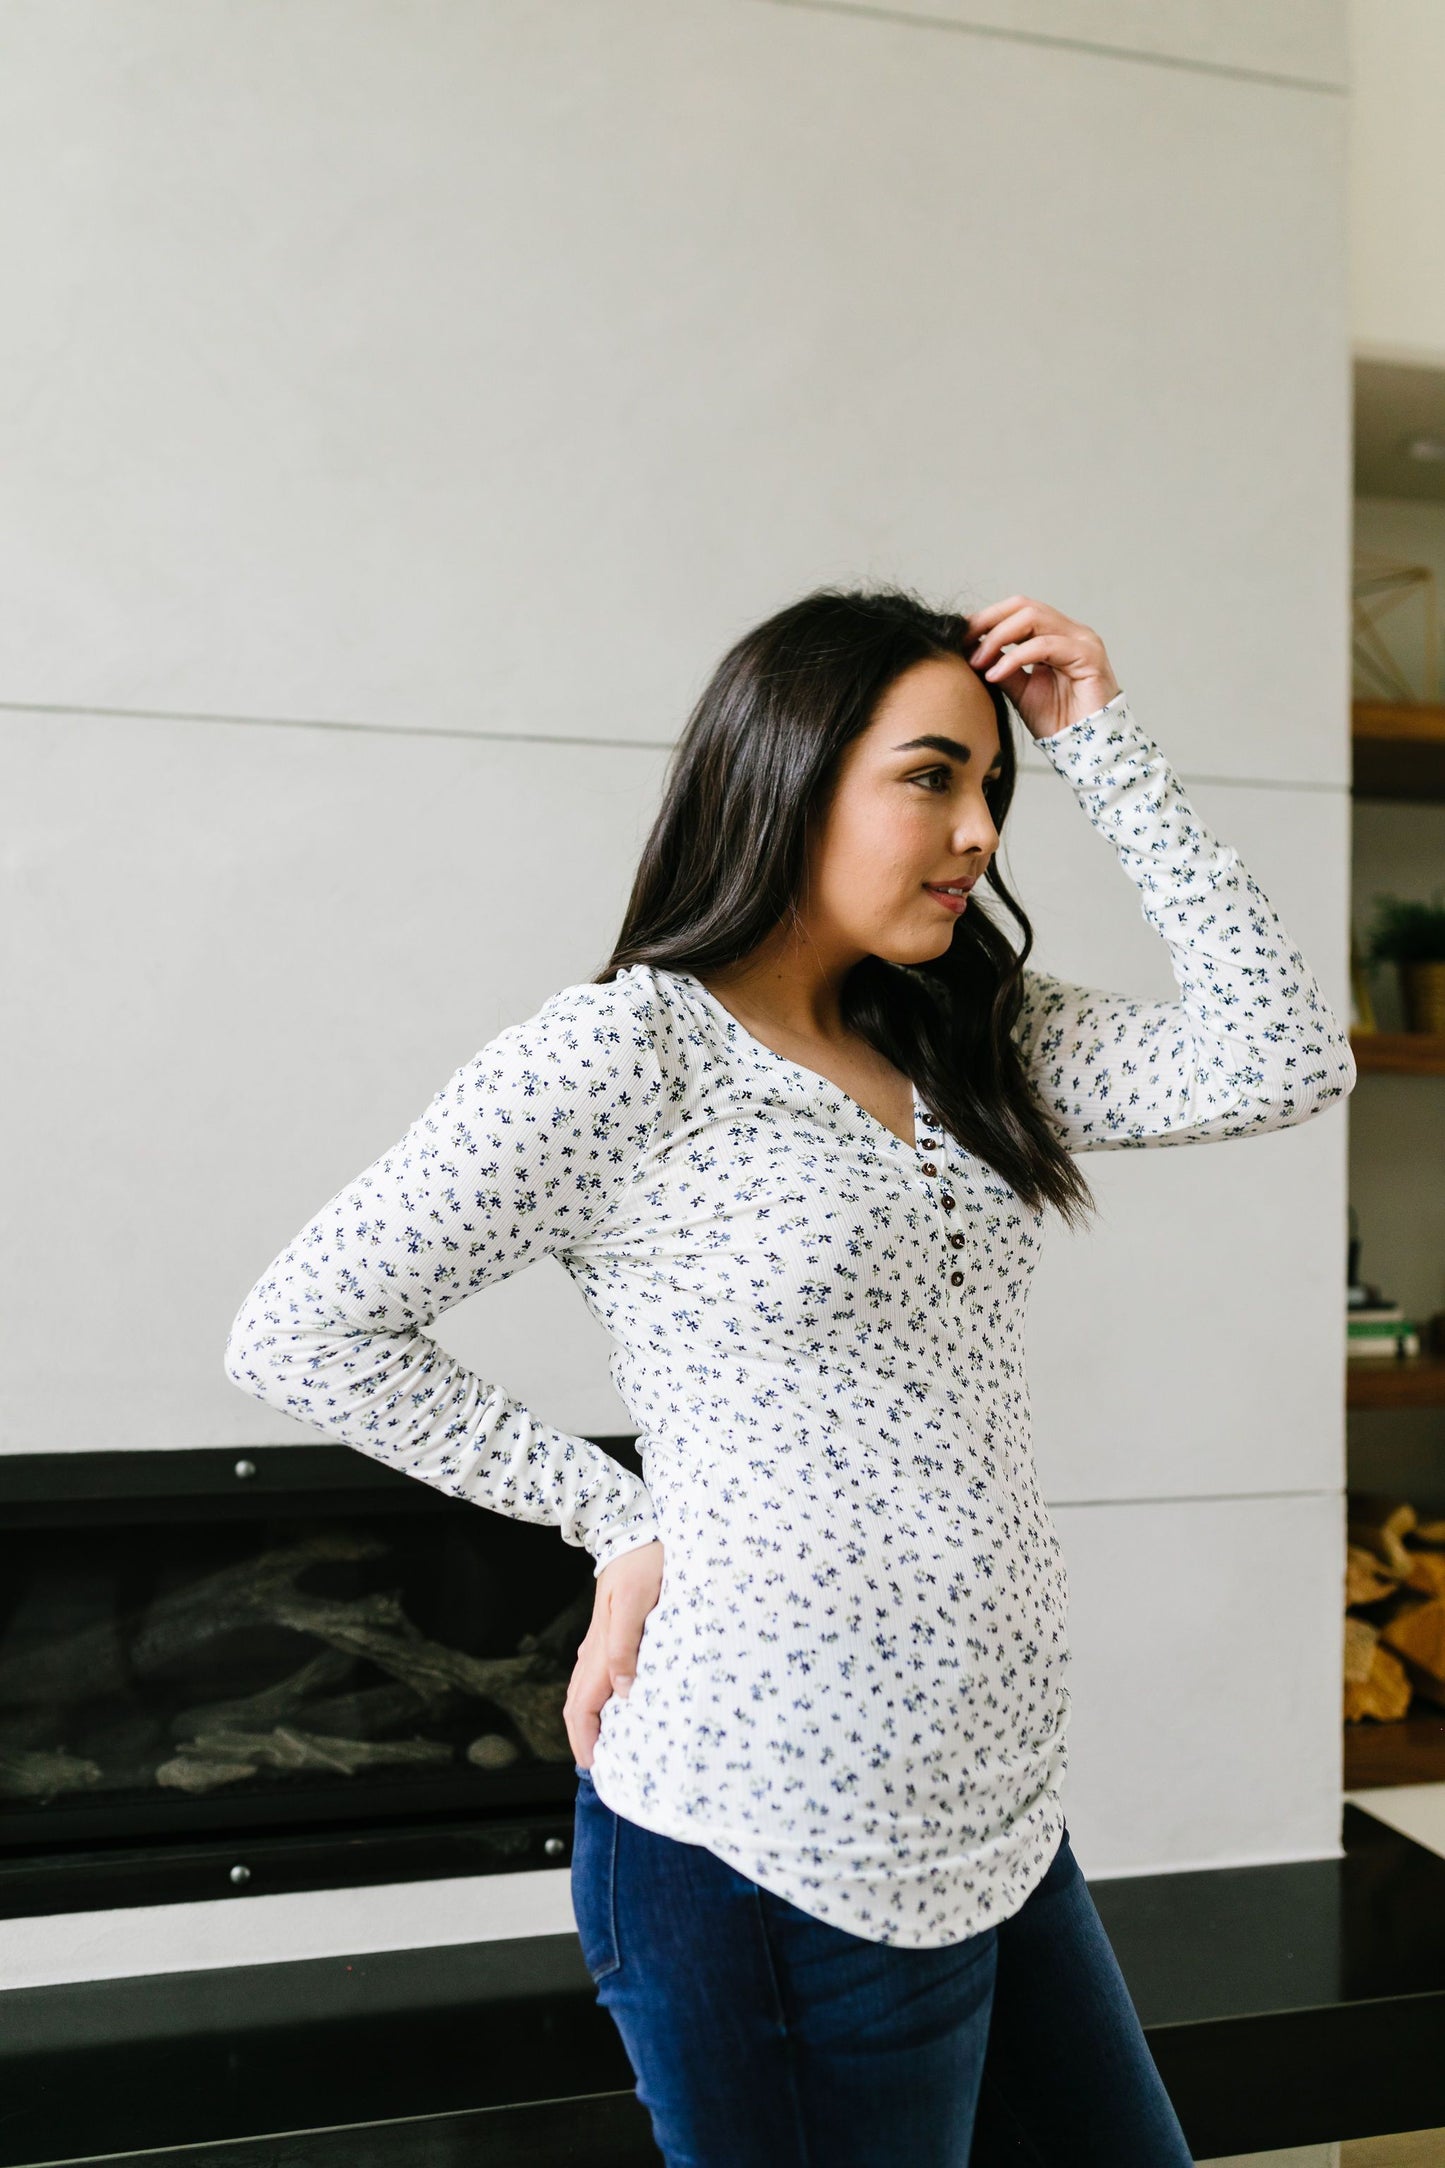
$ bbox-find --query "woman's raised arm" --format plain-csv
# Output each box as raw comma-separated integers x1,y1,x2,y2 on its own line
1011,691,1357,1151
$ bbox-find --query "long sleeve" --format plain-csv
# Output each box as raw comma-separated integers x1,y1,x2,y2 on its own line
223,975,665,1575
1011,690,1357,1152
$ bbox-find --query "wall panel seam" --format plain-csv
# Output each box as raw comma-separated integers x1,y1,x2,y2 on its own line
0,700,1355,795
1052,1488,1344,1509
755,0,1348,97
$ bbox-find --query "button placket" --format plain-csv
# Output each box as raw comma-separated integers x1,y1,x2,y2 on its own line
917,1133,968,1288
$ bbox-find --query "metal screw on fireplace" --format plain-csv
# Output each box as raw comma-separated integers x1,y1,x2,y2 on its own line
230,1864,252,1886
233,1459,257,1480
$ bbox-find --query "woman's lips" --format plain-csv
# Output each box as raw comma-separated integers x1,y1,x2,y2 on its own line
924,882,974,915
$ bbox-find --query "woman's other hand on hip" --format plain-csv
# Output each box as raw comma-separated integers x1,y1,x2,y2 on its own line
565,1539,664,1768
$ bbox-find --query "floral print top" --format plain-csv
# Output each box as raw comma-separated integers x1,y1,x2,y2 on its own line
224,690,1356,1947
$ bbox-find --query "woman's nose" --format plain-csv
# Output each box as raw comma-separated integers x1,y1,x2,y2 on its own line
955,810,999,856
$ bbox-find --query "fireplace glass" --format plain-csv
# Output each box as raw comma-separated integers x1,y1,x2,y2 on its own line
0,1443,637,1917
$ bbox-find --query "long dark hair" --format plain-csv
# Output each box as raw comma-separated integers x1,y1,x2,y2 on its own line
596,584,1095,1229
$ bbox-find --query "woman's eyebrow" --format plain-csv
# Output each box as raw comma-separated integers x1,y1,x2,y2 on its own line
892,733,1004,771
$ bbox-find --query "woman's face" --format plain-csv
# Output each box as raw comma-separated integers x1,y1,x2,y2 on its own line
803,652,1004,969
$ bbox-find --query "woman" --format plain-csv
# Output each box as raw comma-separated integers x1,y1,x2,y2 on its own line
225,587,1356,2165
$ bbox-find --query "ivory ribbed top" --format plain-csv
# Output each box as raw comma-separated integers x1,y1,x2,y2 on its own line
224,689,1356,1946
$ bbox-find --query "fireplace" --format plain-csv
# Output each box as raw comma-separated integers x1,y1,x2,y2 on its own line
0,1441,638,1919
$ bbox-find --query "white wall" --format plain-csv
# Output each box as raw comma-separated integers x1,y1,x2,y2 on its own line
0,0,1353,1986
1350,0,1445,362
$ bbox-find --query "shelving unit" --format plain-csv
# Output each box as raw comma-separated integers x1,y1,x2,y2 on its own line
1352,699,1445,803
1351,1030,1445,1076
1347,1356,1445,1411
1342,1707,1445,1789
1345,699,1445,1789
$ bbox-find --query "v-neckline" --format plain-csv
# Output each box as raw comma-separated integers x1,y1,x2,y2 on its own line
677,971,921,1156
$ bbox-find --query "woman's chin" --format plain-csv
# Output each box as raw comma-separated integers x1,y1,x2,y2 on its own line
873,925,959,967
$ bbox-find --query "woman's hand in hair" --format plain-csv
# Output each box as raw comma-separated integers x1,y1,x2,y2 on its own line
964,596,1121,741
565,1539,665,1769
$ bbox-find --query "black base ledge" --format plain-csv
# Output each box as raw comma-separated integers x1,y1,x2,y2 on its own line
1,1803,1442,2167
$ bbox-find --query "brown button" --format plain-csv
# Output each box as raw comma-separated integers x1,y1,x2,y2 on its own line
940,1193,955,1211
919,1139,939,1153
948,1230,965,1249
920,1162,938,1178
949,1269,964,1286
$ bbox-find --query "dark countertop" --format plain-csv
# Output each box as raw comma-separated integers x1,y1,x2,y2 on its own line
2,1802,1443,2166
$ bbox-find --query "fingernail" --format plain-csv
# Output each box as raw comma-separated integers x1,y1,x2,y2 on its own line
615,1675,634,1699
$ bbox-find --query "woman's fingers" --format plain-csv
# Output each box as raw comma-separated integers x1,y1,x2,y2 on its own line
604,1570,659,1701
564,1540,665,1769
563,1614,611,1767
982,634,1058,680
968,600,1058,671
964,596,1119,741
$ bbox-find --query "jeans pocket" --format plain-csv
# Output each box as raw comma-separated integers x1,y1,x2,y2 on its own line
570,1771,622,1981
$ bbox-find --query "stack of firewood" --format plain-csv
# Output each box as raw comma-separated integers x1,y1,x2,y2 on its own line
1346,1491,1445,1721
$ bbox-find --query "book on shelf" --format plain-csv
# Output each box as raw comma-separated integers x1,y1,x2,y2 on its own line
1347,1323,1422,1358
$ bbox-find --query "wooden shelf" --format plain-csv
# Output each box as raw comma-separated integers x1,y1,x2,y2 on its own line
1352,699,1445,800
1350,1029,1445,1074
1345,706,1445,1785
1347,1354,1445,1408
1344,1702,1445,1787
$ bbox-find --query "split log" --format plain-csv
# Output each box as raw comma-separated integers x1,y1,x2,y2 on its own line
1346,1545,1400,1606
1344,1615,1379,1685
1397,1654,1445,1711
3,1526,591,1794
1404,1550,1445,1600
171,1647,454,1744
1380,1597,1445,1684
297,1678,457,1736
155,1755,257,1793
1344,1638,1412,1721
0,1746,104,1801
0,1531,391,1710
170,1647,358,1740
267,1588,572,1761
157,1724,453,1792
1342,1491,1445,1720
1347,1492,1418,1580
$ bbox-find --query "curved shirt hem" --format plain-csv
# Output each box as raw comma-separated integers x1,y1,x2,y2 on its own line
585,1754,1069,1950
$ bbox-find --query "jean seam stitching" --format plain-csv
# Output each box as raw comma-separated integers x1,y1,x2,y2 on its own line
749,1883,812,2168
601,1793,621,1977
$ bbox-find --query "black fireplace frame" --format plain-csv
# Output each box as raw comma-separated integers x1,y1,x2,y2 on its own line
0,1440,642,1922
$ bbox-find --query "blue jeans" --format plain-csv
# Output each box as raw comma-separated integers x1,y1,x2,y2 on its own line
570,1767,1194,2167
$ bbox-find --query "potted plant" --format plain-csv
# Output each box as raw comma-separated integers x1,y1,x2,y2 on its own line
1365,887,1445,1033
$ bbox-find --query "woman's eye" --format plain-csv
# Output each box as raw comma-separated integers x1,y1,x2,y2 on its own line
909,767,1003,796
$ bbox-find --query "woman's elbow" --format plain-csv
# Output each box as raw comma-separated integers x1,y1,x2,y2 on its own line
1309,1027,1358,1109
223,1298,275,1399
1268,1036,1357,1128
